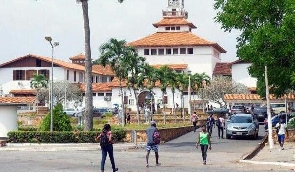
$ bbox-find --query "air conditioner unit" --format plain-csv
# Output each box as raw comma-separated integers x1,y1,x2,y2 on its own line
104,96,111,101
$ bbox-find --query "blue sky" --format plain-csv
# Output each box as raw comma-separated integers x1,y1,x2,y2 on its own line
0,0,240,64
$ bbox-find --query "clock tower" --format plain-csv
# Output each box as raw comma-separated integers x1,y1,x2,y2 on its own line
164,0,187,18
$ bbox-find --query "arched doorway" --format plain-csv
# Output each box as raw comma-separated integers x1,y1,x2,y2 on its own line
138,91,155,114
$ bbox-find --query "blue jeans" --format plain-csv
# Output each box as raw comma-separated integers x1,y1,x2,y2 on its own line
101,144,116,171
200,144,208,162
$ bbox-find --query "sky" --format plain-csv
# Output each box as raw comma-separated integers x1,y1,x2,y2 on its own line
0,0,240,64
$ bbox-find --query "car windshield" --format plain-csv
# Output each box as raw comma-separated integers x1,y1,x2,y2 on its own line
232,106,244,109
231,116,252,123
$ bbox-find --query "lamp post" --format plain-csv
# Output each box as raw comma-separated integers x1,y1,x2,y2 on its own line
45,36,59,132
188,70,192,118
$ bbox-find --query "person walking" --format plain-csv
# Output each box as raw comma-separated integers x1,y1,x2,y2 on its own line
196,125,212,165
191,111,198,132
206,114,215,136
146,121,161,168
216,115,225,139
275,118,288,150
97,124,118,172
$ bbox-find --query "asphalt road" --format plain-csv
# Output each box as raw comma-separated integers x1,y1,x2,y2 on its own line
0,125,292,172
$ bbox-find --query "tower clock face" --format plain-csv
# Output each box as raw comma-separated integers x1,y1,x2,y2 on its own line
169,0,179,6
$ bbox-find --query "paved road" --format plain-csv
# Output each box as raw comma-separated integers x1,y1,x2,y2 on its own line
0,125,292,172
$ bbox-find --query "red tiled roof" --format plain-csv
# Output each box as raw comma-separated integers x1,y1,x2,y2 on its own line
152,64,188,70
80,83,112,92
0,97,35,104
153,17,196,28
92,65,114,76
69,53,85,60
213,63,231,76
128,32,226,53
230,59,251,65
224,94,295,100
9,89,36,95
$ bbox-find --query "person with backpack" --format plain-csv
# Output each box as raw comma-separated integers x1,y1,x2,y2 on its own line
275,118,288,150
191,112,198,132
206,114,215,136
96,124,118,172
196,125,212,165
216,114,225,139
146,121,161,168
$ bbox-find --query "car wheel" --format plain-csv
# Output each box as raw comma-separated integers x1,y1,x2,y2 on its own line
226,134,231,139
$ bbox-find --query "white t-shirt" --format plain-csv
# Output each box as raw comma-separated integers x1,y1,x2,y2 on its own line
218,117,225,128
275,123,287,135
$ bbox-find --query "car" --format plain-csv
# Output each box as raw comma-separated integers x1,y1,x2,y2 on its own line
63,108,78,116
252,106,274,122
230,105,246,115
264,113,292,131
93,108,109,117
270,103,287,114
206,107,229,115
226,113,259,139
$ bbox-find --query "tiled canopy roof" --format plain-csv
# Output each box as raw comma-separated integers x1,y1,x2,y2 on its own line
213,63,231,76
152,64,188,70
69,53,85,60
80,83,112,92
224,94,295,100
128,32,226,53
9,89,36,95
0,97,35,104
153,17,196,28
92,65,114,76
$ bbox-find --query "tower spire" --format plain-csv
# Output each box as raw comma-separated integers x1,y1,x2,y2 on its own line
163,0,188,18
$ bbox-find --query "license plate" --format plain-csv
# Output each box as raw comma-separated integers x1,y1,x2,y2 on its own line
237,132,242,135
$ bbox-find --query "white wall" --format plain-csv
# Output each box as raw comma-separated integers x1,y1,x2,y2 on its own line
232,63,257,87
0,106,18,137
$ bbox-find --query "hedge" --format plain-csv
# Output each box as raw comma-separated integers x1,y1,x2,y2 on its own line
7,128,126,143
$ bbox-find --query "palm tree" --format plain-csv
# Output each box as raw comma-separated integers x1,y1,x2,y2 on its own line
175,72,189,123
166,71,178,123
76,0,124,131
191,72,210,112
156,65,173,124
30,74,48,114
98,38,133,126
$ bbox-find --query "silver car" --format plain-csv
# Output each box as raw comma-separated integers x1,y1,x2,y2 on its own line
226,113,259,139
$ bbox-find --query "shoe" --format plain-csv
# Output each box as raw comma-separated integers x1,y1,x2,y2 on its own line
146,164,149,168
203,161,206,165
113,168,118,172
156,163,161,166
281,147,284,150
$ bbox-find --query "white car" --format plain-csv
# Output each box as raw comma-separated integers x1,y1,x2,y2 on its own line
63,108,78,117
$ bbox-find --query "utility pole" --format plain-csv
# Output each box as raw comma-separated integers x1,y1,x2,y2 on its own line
265,66,274,149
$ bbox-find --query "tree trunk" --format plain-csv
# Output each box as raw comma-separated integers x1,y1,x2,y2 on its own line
162,92,166,125
181,92,185,123
81,1,93,131
172,92,176,123
119,80,125,126
133,89,140,125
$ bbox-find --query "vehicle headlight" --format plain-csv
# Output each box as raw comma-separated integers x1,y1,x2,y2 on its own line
247,125,255,130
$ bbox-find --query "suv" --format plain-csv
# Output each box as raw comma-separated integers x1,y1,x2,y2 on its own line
270,103,286,114
93,108,108,117
230,105,246,115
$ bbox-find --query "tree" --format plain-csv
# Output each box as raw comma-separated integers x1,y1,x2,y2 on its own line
30,74,48,114
191,72,210,112
98,38,133,126
175,72,189,122
204,76,249,107
166,71,178,123
76,0,124,131
214,0,295,97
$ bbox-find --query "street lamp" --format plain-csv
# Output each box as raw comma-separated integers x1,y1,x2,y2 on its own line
45,36,59,132
188,70,192,118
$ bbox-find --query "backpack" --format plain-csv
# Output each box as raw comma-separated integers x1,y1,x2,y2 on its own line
153,130,161,145
216,119,221,127
100,132,109,148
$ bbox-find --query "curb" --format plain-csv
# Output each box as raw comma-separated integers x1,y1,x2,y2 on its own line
240,160,295,167
242,134,268,160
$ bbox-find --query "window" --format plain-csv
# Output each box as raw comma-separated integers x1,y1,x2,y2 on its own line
96,76,98,83
158,49,164,55
36,59,41,67
129,99,135,105
180,48,186,54
26,70,36,80
151,49,157,55
165,27,170,30
74,71,76,82
79,72,83,82
39,70,49,79
173,48,178,54
13,70,25,80
171,27,175,31
187,48,194,54
144,49,150,55
102,76,108,82
166,49,172,55
93,93,96,96
176,26,180,30
106,93,112,96
124,96,128,104
163,96,168,104
66,70,69,80
97,93,104,96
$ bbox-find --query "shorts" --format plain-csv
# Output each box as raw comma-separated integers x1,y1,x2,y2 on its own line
146,144,158,152
278,134,285,143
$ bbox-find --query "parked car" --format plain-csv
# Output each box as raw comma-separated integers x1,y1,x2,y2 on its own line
63,108,78,117
206,107,229,115
226,113,259,139
230,105,246,115
270,103,287,114
93,108,109,117
252,106,274,122
264,113,292,131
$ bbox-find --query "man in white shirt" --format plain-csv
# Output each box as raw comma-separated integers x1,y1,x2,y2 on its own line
275,118,288,150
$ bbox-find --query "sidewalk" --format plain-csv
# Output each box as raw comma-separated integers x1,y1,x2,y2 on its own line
240,142,295,167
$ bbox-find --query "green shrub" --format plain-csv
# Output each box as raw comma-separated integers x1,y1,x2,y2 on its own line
39,103,72,131
18,126,38,131
288,117,295,129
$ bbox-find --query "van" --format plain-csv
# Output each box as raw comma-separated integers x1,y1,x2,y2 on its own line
270,103,286,114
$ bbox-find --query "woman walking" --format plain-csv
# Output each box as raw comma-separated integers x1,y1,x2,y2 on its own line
97,124,118,172
196,125,211,165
